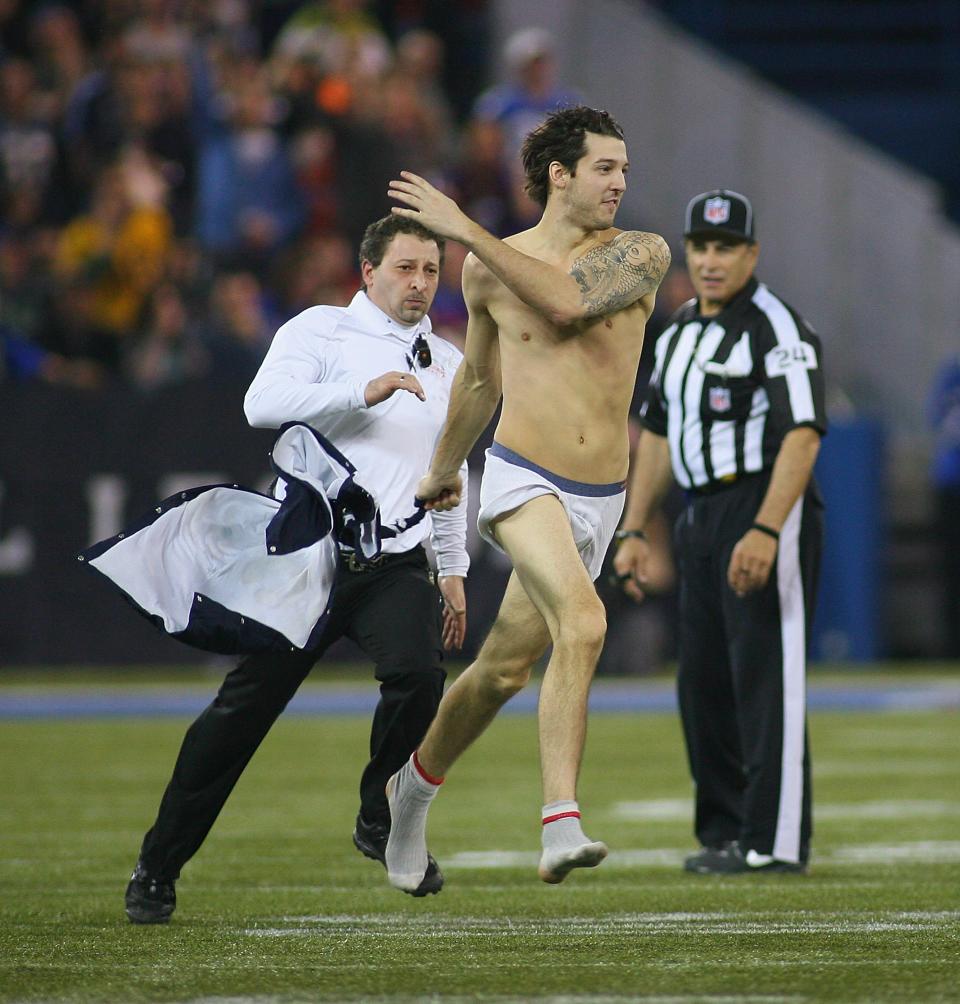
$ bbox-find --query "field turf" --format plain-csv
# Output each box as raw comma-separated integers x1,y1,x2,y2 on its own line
1,667,958,1003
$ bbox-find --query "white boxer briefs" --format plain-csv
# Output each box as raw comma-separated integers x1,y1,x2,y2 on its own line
477,442,626,581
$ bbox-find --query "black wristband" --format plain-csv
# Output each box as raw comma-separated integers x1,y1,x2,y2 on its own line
751,522,780,541
615,529,648,542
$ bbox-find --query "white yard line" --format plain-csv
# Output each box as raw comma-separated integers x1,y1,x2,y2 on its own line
610,799,960,821
246,909,959,940
436,840,960,871
812,759,956,776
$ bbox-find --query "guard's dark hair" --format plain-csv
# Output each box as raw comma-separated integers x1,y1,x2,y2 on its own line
521,106,625,208
358,215,445,282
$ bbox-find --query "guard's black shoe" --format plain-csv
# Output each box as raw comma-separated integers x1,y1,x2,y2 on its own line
125,862,177,924
684,841,740,874
352,813,443,897
685,841,807,875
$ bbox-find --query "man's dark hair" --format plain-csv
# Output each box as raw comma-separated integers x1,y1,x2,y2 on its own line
358,215,445,283
521,106,625,208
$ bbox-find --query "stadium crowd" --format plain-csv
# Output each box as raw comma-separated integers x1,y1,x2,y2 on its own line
0,0,577,392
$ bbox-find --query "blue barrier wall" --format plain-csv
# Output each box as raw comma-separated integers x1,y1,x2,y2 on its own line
811,418,886,661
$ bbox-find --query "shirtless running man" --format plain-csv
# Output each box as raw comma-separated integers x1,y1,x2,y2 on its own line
382,107,670,890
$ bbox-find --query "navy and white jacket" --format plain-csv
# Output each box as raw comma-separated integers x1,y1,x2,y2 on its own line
80,424,424,654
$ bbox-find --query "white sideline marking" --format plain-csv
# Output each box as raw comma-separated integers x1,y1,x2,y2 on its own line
426,840,960,872
444,848,682,869
611,799,960,822
813,759,956,777
816,800,960,819
832,841,960,862
246,910,959,940
609,799,689,820
190,997,802,1004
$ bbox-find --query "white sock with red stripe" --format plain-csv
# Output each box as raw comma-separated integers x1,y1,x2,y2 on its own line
385,751,443,892
538,800,608,884
541,801,588,847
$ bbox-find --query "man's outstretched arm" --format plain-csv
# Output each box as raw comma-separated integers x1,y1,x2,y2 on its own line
389,172,670,327
417,257,502,510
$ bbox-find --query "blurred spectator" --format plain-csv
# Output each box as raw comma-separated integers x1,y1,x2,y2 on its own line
373,0,492,122
328,73,404,254
0,0,32,61
450,117,515,237
64,34,194,227
290,124,340,234
388,28,455,170
928,354,960,658
472,26,582,161
0,231,49,340
272,231,356,317
124,281,208,391
0,56,68,228
35,278,119,378
120,0,191,65
201,270,274,383
273,0,391,79
380,67,449,177
54,147,173,342
0,0,502,393
193,57,305,265
272,0,390,123
26,3,88,122
1,322,105,389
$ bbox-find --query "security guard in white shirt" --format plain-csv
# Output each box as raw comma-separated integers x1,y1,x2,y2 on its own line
125,216,469,923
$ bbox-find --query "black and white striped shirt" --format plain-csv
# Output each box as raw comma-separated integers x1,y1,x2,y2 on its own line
640,277,827,490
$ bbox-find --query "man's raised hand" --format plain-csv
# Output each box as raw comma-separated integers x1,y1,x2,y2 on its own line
388,172,473,244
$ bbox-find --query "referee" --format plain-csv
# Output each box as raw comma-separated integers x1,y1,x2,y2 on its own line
614,190,826,874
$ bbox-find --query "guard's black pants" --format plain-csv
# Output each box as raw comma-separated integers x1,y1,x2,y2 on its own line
138,546,445,880
675,474,823,863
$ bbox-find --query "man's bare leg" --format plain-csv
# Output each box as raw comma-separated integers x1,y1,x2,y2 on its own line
492,496,609,881
385,571,551,890
386,495,609,889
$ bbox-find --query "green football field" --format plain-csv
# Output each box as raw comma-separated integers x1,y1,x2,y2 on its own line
1,667,959,1003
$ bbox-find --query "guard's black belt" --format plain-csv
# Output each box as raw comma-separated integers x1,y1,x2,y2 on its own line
338,549,410,574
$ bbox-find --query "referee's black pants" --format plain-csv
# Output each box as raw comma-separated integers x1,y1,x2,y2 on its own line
675,474,823,863
138,546,445,881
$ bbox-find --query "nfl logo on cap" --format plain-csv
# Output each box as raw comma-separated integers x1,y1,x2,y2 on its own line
704,197,731,226
684,189,755,242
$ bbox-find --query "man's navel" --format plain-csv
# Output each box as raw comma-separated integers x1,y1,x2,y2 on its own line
521,331,531,341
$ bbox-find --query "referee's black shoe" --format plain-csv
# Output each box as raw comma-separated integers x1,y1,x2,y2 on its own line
352,813,444,896
125,861,177,923
685,841,807,875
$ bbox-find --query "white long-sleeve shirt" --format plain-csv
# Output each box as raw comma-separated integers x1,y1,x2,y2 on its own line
245,290,469,577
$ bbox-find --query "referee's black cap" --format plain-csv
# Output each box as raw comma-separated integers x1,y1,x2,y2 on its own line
683,189,756,243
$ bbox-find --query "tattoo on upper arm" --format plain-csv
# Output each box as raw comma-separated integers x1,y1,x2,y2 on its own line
570,232,671,318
